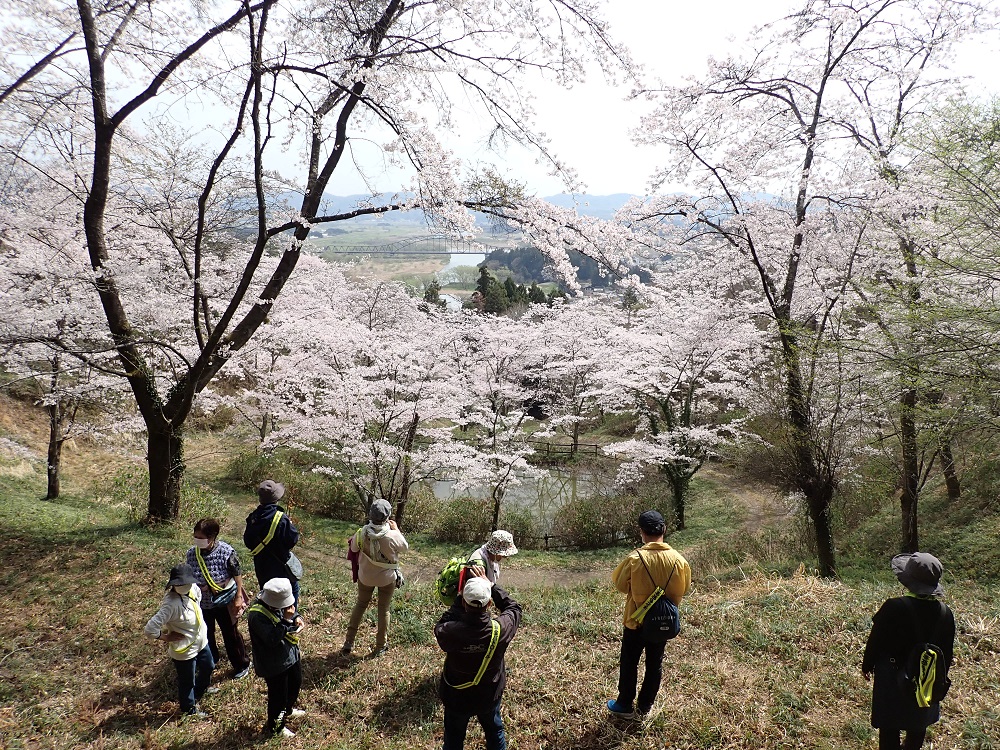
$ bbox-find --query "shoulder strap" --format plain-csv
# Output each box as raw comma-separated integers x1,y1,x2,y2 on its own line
446,620,501,689
194,547,226,592
636,548,677,591
251,510,284,556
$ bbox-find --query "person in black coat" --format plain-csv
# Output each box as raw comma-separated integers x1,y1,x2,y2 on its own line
247,578,306,738
862,553,955,750
244,479,301,604
434,574,522,750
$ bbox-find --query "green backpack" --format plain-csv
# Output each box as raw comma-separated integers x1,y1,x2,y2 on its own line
434,556,475,605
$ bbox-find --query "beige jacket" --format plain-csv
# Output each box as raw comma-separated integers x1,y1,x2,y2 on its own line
351,524,409,588
143,587,209,660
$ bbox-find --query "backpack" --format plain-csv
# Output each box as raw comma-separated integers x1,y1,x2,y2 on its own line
899,598,952,707
633,550,681,644
434,557,474,605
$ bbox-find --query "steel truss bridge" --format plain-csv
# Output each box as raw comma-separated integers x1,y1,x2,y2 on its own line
320,234,493,255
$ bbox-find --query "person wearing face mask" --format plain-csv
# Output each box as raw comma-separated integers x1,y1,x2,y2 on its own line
144,563,215,718
185,518,251,680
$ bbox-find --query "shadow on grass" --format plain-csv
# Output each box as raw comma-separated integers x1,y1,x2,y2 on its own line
557,717,640,750
302,648,362,692
367,673,439,730
89,668,263,748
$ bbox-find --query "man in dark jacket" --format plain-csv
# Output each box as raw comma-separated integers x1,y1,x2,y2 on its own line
434,574,522,750
244,479,301,604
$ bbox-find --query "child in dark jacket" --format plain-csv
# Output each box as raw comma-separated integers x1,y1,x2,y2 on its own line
247,578,305,738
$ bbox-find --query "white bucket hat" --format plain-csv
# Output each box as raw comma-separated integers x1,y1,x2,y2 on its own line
259,578,295,609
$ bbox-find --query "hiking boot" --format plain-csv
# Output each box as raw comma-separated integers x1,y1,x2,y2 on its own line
184,707,209,719
233,666,251,680
370,645,388,658
606,699,635,719
340,642,353,656
636,705,652,719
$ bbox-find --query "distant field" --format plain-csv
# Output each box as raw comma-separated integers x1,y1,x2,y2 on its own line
308,226,499,285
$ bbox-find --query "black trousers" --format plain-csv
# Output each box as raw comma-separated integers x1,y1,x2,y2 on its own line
264,661,302,732
203,605,250,672
616,626,666,711
879,727,927,750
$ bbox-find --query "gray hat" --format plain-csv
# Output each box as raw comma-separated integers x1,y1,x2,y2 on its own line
638,510,665,535
891,552,944,597
368,498,392,525
167,563,197,587
258,479,285,504
259,578,295,609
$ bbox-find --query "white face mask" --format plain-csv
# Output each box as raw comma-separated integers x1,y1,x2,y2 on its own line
193,537,211,550
174,583,193,595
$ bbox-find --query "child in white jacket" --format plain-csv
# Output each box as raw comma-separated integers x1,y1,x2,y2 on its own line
144,563,215,717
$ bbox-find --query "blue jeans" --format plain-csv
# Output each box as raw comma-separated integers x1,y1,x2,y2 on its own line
616,626,666,712
173,645,215,713
442,699,506,750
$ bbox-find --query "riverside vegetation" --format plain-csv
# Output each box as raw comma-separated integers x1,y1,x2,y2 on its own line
0,400,998,750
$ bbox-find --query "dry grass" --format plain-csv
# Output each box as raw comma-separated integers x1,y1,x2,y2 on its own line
1,397,998,749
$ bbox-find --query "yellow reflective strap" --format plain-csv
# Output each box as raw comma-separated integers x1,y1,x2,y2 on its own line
251,511,284,557
916,649,937,708
632,586,664,625
247,602,299,645
448,620,501,689
195,547,226,592
188,590,203,629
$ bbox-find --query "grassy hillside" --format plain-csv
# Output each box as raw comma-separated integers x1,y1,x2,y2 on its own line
0,403,998,749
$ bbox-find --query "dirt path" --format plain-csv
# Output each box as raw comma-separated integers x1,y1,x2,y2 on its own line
699,465,792,534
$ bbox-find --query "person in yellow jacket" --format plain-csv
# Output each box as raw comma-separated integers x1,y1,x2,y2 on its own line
606,510,691,720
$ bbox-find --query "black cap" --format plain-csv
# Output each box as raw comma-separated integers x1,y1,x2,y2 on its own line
167,563,197,587
638,510,665,535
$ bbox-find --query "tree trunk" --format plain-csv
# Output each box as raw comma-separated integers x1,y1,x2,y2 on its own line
147,425,185,522
806,483,837,576
669,472,688,531
899,388,919,553
783,334,837,577
491,485,504,532
393,411,420,529
939,438,961,503
46,401,63,500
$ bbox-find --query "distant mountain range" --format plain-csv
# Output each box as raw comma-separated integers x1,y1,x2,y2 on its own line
311,192,635,228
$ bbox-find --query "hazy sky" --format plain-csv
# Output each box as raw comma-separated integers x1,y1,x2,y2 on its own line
330,0,1000,198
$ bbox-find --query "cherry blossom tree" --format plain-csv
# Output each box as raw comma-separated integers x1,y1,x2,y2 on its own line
597,281,764,530
0,0,631,520
530,299,617,456
621,0,989,575
0,175,128,499
448,311,548,531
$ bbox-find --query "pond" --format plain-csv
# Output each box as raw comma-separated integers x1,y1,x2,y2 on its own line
428,467,598,528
